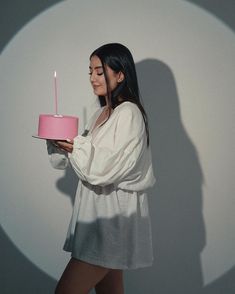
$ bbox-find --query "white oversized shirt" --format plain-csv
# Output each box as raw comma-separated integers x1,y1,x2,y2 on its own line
47,101,156,269
69,101,156,190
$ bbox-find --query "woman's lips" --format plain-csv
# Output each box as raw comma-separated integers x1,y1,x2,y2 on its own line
92,85,101,92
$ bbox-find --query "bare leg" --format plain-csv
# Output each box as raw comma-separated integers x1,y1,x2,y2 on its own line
95,269,124,294
55,258,110,294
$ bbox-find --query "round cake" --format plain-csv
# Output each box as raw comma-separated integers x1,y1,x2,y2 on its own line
38,114,78,140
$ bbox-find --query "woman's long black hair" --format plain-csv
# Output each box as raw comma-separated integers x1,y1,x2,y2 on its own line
90,43,150,147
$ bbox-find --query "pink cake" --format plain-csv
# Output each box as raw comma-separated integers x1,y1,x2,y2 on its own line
38,114,78,140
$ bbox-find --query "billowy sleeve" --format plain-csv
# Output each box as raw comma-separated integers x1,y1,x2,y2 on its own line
69,104,156,190
46,140,69,170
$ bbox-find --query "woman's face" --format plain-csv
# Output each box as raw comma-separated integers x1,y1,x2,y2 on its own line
89,55,124,98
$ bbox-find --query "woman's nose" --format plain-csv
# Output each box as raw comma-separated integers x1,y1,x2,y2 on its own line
90,72,96,82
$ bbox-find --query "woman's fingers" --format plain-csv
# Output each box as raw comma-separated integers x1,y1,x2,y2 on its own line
47,139,74,153
55,140,73,153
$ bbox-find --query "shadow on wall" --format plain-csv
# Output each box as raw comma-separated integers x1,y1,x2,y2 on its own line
186,0,235,33
123,59,235,294
202,266,235,294
0,0,64,53
122,59,205,294
0,225,56,294
56,165,78,206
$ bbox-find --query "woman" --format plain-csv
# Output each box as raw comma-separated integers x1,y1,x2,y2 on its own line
47,43,156,294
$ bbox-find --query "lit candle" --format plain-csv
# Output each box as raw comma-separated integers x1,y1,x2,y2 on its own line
54,71,58,115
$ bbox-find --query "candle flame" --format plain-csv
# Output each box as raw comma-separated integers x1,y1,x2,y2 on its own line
54,71,57,77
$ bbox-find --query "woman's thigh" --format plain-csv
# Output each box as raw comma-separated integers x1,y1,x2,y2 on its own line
55,258,110,294
95,269,124,294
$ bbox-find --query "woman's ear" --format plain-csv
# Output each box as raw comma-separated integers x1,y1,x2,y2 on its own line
117,71,125,83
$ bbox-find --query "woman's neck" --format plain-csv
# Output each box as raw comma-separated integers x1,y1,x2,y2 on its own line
104,96,124,108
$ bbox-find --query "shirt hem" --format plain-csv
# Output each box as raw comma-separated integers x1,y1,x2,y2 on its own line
64,249,153,270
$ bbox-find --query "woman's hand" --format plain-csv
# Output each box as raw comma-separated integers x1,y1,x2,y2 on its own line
50,139,74,153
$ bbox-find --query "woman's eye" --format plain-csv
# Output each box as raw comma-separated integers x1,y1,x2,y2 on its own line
88,72,103,76
88,71,104,76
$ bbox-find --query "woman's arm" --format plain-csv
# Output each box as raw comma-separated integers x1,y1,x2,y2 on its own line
68,104,151,187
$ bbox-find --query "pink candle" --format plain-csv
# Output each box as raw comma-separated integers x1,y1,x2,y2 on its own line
54,71,58,115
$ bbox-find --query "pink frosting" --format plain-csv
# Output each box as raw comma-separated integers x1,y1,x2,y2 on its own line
38,114,78,139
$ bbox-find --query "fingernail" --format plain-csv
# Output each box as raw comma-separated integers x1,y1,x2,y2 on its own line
66,138,71,142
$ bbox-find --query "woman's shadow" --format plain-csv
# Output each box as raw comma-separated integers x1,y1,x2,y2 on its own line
124,59,206,294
